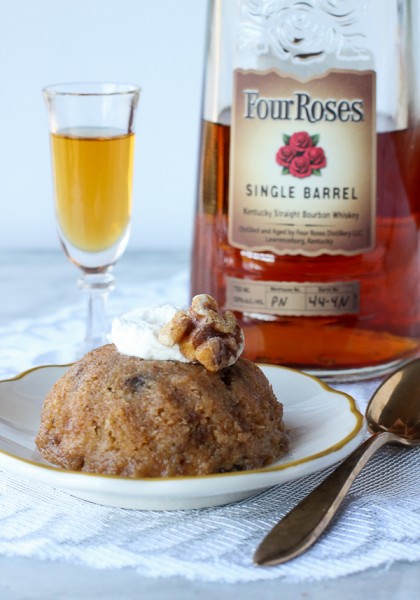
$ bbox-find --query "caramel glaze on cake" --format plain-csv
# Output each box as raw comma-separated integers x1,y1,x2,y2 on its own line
35,344,288,477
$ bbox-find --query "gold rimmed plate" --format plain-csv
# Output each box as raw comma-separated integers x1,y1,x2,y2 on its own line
0,364,365,510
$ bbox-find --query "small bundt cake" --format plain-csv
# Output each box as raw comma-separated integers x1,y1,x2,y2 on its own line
35,344,288,477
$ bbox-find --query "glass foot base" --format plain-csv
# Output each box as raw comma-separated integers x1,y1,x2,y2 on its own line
33,337,111,367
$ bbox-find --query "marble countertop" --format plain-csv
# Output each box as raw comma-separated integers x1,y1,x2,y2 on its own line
0,249,419,600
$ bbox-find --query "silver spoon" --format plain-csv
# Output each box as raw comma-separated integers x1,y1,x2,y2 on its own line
254,358,420,566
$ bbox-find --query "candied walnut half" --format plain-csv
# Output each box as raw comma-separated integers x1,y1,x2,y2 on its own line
158,294,244,372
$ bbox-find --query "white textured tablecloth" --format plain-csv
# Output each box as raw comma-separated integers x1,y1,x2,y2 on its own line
0,271,419,583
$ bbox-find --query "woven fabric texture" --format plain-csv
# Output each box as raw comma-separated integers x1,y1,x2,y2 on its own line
0,273,419,583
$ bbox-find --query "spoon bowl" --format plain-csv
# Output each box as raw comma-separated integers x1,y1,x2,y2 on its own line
254,358,420,566
366,358,420,442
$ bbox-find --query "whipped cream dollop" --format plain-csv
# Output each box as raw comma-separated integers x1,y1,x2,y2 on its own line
111,304,189,362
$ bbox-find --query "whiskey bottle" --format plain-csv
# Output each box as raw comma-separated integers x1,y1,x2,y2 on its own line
191,0,420,380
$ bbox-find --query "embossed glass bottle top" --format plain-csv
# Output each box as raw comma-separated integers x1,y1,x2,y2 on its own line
191,0,420,380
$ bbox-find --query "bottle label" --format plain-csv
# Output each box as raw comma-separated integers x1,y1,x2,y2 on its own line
228,69,376,256
226,276,360,316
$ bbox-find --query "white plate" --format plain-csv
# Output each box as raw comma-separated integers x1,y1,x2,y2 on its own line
0,364,365,510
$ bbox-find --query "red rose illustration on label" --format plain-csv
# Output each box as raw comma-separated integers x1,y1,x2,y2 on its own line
276,132,327,178
289,131,312,152
275,145,297,167
289,155,312,178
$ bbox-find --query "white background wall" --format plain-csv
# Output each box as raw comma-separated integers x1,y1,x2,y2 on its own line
0,0,208,251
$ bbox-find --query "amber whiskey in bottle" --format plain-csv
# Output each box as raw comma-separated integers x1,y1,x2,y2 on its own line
192,0,420,380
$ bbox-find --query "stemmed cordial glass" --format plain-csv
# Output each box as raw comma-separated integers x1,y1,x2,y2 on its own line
43,82,140,359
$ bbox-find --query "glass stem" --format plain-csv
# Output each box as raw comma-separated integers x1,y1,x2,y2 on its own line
78,271,116,353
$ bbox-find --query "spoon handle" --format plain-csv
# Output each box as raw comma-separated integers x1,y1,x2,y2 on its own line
254,430,397,566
